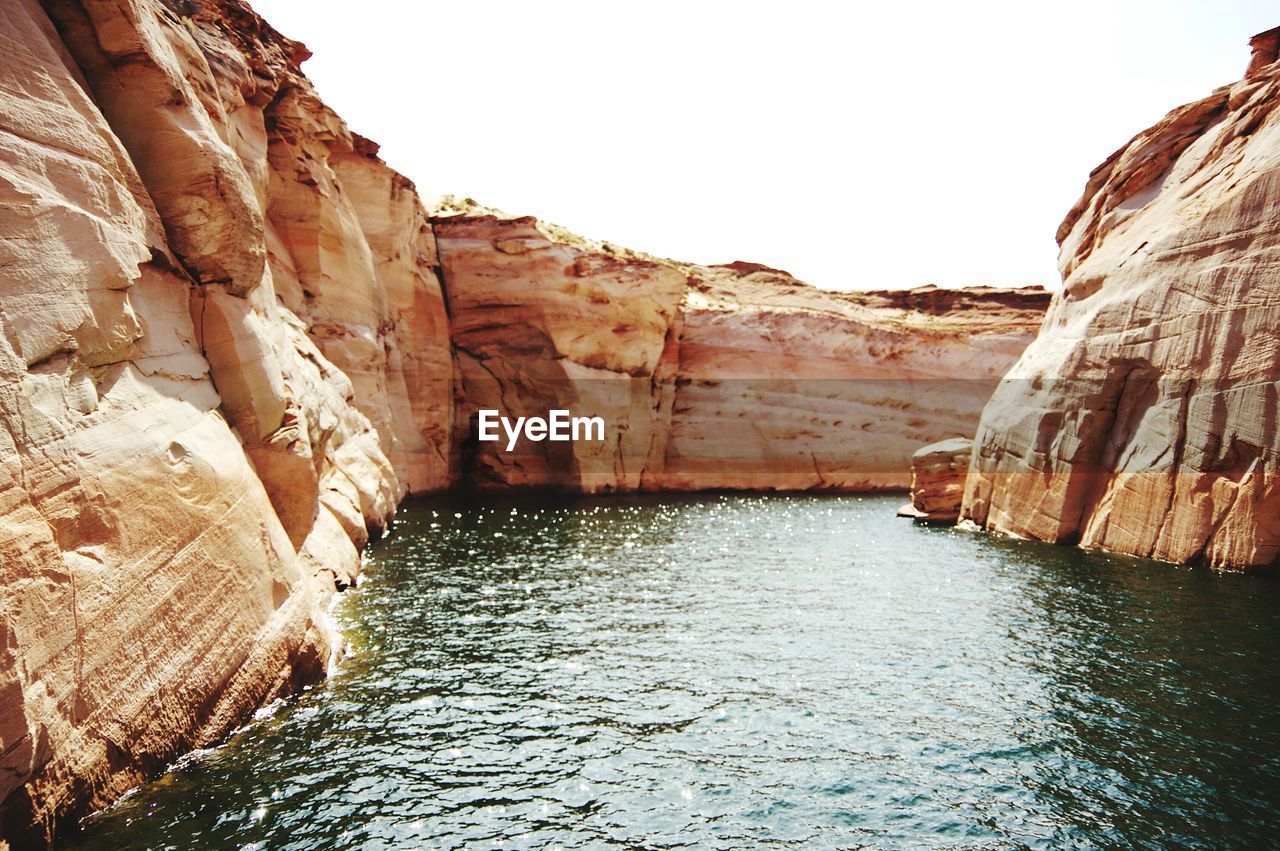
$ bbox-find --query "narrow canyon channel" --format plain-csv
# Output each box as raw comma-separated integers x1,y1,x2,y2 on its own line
67,495,1280,848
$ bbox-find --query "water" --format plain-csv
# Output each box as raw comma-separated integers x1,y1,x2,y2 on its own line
67,494,1280,849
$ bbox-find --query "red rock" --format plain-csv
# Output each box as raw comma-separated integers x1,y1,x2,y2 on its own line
0,1,1049,842
434,209,1048,492
0,0,441,842
962,29,1280,571
908,438,973,524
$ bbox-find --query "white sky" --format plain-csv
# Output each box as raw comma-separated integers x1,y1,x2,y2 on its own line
249,0,1277,291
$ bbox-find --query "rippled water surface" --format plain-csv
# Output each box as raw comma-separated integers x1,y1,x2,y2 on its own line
69,494,1280,849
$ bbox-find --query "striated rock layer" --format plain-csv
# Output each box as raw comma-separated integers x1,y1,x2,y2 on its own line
0,0,1045,844
435,208,1048,492
962,30,1280,571
0,0,449,844
649,267,1044,491
906,438,973,524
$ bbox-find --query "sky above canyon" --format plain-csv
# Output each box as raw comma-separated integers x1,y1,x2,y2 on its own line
250,0,1276,291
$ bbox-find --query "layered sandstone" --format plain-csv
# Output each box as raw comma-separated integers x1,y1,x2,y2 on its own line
0,0,449,844
436,211,687,491
650,266,1045,490
0,0,1048,844
961,32,1280,570
435,207,1048,492
904,438,972,523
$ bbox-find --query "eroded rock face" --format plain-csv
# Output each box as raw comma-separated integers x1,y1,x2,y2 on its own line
436,214,687,491
435,211,1048,492
961,34,1280,570
0,0,449,843
0,0,1047,842
905,438,973,524
650,269,1045,491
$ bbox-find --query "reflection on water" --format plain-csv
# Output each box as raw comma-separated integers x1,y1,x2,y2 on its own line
67,494,1280,849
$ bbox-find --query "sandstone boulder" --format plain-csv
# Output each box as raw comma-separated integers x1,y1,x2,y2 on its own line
904,438,973,524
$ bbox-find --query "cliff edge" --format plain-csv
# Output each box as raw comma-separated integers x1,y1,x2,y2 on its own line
962,28,1280,571
0,0,448,844
436,208,1047,492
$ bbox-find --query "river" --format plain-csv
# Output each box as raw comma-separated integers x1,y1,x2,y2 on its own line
67,494,1280,848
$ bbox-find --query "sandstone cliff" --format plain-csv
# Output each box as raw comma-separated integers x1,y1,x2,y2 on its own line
0,0,1046,844
962,29,1280,571
649,266,1044,491
436,208,1047,492
0,0,448,844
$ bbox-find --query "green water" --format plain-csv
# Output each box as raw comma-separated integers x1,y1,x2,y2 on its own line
67,494,1280,849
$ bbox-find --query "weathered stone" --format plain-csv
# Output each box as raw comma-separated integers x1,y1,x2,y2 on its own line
435,209,1048,493
0,0,443,843
0,0,1051,843
962,31,1280,571
907,438,972,524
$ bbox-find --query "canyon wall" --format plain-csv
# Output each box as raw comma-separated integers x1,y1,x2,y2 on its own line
436,209,1047,492
0,0,449,844
962,29,1280,571
647,266,1044,491
0,0,1045,844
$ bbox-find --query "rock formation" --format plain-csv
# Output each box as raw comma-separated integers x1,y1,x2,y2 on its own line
962,30,1280,571
436,208,1047,492
647,267,1042,491
436,211,688,491
0,0,1046,844
902,438,972,524
0,0,447,844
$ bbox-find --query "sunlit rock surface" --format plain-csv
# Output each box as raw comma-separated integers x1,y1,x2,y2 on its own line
906,438,973,524
0,0,446,843
435,210,1047,492
0,0,1047,843
435,213,688,492
962,31,1280,571
651,268,1043,491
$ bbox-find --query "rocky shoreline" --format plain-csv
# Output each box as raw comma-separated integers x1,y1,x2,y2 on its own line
0,0,1043,843
2,0,1277,844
